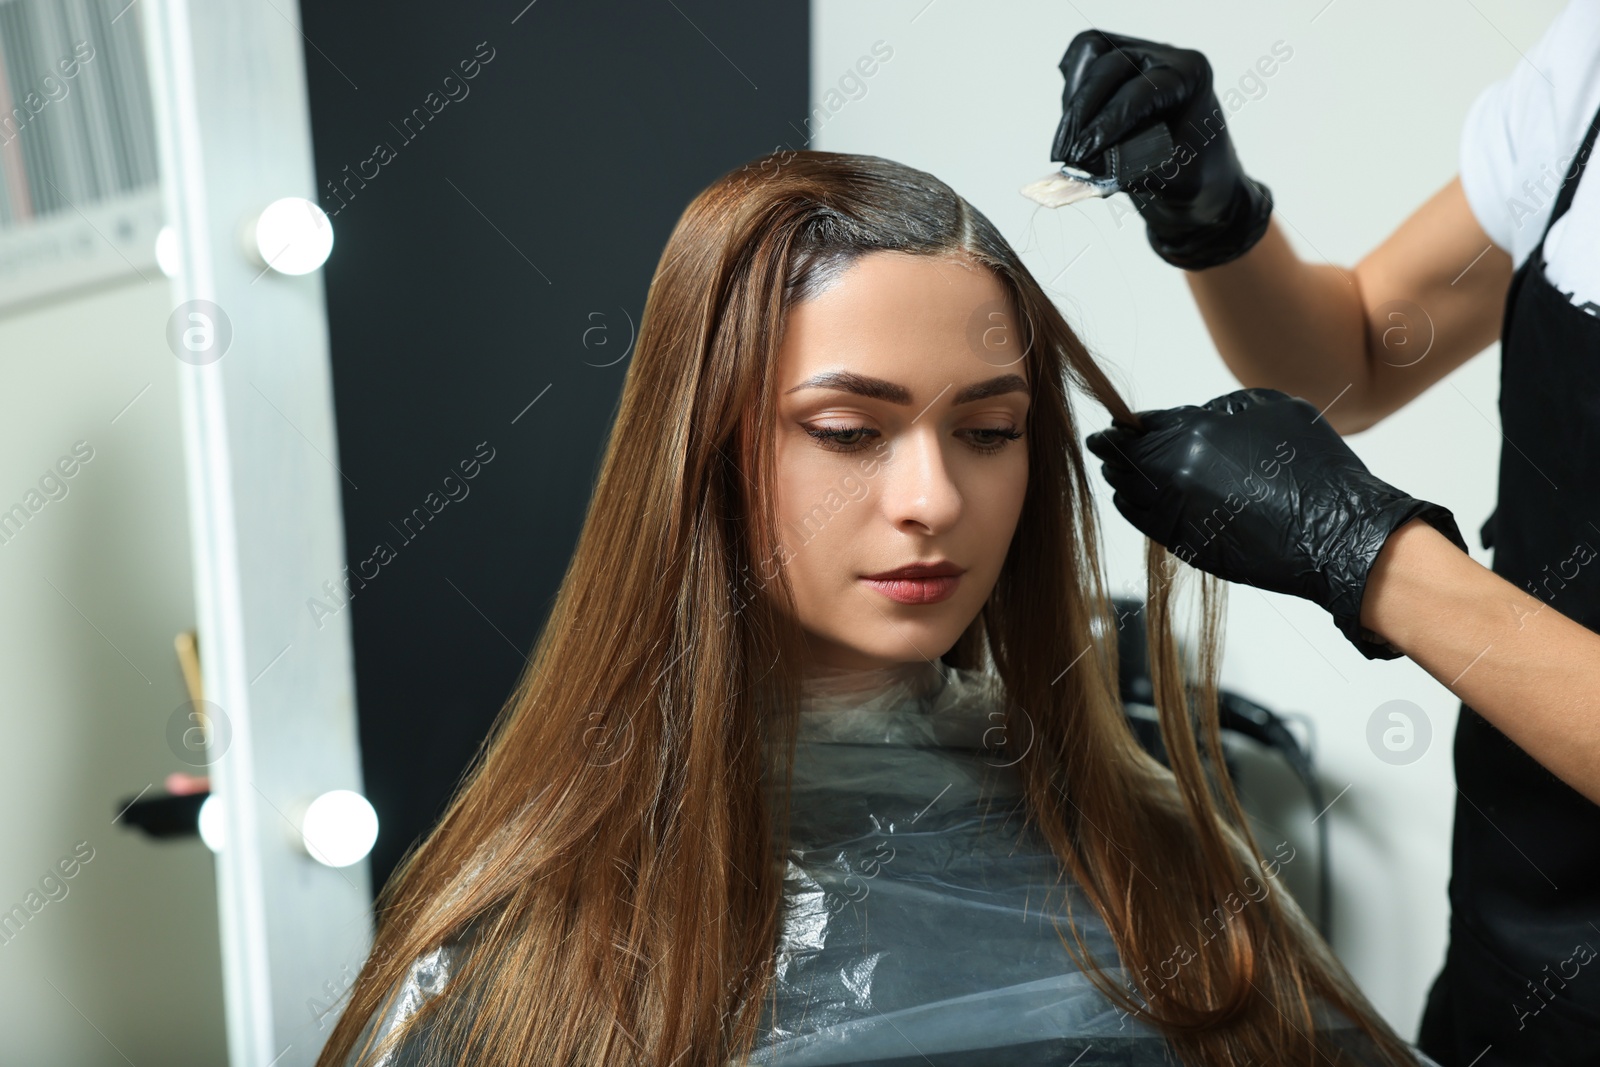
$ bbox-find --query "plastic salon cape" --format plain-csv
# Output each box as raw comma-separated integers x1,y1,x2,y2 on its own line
341,663,1442,1067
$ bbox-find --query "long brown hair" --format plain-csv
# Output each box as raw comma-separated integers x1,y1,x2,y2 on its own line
316,150,1419,1067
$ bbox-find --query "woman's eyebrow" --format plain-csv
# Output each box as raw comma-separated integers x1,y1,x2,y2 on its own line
784,370,1028,406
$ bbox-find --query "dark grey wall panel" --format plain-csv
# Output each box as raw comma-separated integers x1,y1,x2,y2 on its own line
298,0,810,895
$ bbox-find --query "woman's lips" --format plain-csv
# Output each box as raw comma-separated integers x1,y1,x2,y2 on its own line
859,573,962,605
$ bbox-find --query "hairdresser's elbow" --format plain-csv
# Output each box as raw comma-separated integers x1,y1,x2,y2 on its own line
1325,404,1380,436
1324,382,1407,435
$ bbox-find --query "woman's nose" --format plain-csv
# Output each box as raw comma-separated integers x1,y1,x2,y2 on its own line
878,429,962,532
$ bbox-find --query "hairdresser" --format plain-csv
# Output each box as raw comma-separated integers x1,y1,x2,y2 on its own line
1053,10,1600,1067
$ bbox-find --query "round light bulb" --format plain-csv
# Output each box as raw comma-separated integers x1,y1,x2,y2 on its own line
155,225,181,278
251,197,334,275
300,789,378,868
198,794,226,853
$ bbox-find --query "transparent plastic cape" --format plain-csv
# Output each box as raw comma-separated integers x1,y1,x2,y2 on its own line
340,938,456,1067
335,661,1443,1067
740,662,1439,1066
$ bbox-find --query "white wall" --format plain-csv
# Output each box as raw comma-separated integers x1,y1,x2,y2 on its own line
813,0,1564,1039
0,276,227,1064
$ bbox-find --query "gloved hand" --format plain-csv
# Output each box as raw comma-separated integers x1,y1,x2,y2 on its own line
1084,388,1470,660
1050,30,1273,270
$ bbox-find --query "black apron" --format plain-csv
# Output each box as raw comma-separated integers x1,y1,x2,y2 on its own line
1416,99,1600,1065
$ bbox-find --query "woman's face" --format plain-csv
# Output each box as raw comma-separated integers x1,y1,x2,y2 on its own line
768,250,1030,672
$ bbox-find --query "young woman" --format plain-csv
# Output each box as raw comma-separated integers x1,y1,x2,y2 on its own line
315,150,1439,1066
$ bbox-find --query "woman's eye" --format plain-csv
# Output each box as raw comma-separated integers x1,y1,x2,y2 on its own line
965,427,1024,453
805,426,879,452
803,425,1023,454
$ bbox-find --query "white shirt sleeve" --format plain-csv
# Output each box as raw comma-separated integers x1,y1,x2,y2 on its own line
1458,0,1600,299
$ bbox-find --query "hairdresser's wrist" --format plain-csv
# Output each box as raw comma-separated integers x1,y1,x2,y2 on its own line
1357,517,1475,655
1329,497,1470,660
1141,175,1274,271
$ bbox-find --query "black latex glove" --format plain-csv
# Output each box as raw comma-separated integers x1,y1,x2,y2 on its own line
1050,30,1273,271
1085,388,1470,660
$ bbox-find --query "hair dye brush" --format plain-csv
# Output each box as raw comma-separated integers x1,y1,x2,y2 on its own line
1020,122,1175,208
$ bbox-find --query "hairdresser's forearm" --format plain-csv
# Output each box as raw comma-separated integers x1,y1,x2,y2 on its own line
1360,519,1600,805
1181,179,1510,435
1183,220,1368,426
